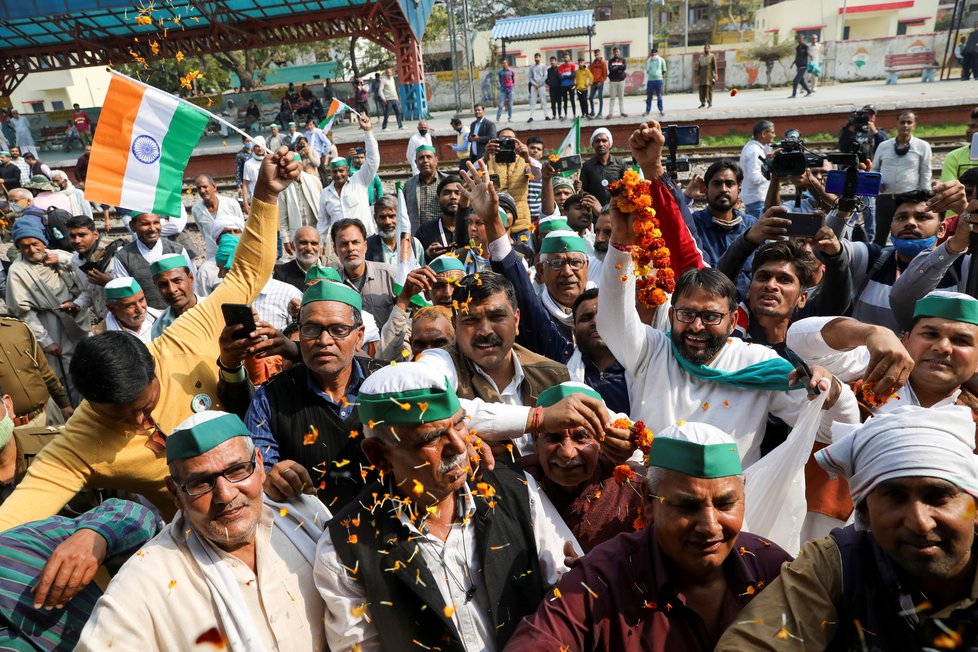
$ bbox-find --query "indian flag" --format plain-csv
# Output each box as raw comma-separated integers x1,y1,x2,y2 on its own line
393,182,431,309
318,98,352,133
85,72,209,217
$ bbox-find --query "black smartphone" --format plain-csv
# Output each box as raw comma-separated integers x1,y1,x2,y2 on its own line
79,261,99,272
489,173,501,187
221,303,257,337
784,212,824,239
555,154,582,173
663,125,700,147
781,346,820,395
495,138,517,164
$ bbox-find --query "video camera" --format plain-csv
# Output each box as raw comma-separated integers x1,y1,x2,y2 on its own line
663,125,699,175
844,108,875,162
761,129,825,178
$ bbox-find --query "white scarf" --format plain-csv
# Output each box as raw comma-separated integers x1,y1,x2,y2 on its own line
541,281,597,328
179,494,330,652
566,348,585,382
59,179,84,215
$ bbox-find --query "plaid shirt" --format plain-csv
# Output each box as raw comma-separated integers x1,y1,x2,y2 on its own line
417,174,441,225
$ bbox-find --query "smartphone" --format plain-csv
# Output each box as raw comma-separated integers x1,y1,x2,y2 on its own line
825,169,882,197
488,173,501,187
495,138,517,164
784,212,824,239
663,125,700,147
781,346,820,395
554,154,582,173
79,261,99,272
221,303,256,337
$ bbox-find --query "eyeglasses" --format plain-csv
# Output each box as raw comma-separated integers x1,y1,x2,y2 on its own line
179,452,258,497
299,322,357,340
674,308,730,326
543,257,587,271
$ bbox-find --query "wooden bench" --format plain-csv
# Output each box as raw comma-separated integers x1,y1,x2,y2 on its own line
37,126,65,151
884,51,937,84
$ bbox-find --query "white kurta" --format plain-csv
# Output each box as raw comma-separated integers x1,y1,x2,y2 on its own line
101,307,162,344
317,131,380,240
597,246,860,466
78,501,327,652
10,115,37,156
192,196,245,260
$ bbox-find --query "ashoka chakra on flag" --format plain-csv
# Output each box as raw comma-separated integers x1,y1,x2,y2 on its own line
132,135,162,164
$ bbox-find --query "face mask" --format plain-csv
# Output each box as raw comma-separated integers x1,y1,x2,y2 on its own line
891,235,936,257
0,401,13,451
252,151,265,160
8,202,24,215
419,129,428,136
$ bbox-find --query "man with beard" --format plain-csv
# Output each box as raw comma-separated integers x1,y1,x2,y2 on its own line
691,160,756,297
330,218,396,327
112,212,191,310
274,226,326,291
67,215,114,322
739,121,775,219
78,411,329,652
191,174,245,260
6,214,90,402
597,121,858,466
315,362,580,651
317,114,378,239
50,169,92,218
588,206,613,281
92,277,160,343
567,289,631,414
521,382,642,553
485,128,535,238
405,120,433,176
580,128,626,206
718,405,978,651
417,175,462,261
347,146,383,206
404,144,445,232
277,159,323,253
365,195,424,266
241,136,268,214
150,254,199,339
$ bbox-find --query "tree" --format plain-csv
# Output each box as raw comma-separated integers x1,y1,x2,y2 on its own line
210,45,305,90
716,0,760,41
746,39,794,89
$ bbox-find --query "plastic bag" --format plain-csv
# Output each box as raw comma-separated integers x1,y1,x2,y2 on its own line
743,392,827,556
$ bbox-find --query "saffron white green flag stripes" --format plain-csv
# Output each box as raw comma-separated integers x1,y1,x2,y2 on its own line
553,115,580,177
85,71,210,218
393,182,431,308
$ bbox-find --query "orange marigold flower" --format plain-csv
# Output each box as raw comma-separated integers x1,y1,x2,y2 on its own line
613,464,637,485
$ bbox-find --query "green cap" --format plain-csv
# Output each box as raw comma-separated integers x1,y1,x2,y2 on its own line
329,157,349,169
150,253,190,278
305,265,342,284
428,255,465,276
540,230,588,254
358,362,462,426
914,291,978,326
215,234,240,269
536,382,602,408
166,411,251,463
649,422,743,478
537,217,570,235
552,176,574,191
416,145,436,155
104,277,142,301
301,279,363,310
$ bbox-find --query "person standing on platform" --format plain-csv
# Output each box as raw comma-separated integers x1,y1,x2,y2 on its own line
606,47,628,119
528,53,552,123
789,33,814,98
379,67,404,130
496,60,516,123
588,49,607,119
698,44,717,108
644,47,667,117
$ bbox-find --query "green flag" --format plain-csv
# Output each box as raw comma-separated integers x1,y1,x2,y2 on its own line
553,115,580,177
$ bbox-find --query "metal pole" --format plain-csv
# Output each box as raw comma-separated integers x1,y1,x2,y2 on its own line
838,0,848,42
446,0,462,112
461,0,476,109
648,0,654,53
684,0,689,90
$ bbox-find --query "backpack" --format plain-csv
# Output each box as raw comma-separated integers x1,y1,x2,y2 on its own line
41,207,74,253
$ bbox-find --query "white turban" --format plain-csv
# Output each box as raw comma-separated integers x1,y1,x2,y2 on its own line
210,215,245,244
250,135,266,150
817,405,978,528
590,127,612,146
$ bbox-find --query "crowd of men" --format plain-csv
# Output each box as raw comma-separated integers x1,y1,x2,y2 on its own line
0,93,976,652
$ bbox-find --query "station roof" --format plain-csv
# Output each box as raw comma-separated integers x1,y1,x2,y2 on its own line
491,10,596,43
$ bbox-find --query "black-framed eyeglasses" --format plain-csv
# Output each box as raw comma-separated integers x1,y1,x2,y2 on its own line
543,257,587,271
179,452,258,497
299,322,357,340
674,308,729,326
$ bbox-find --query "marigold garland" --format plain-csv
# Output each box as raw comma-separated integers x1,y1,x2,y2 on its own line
611,417,655,464
855,381,899,408
608,169,676,307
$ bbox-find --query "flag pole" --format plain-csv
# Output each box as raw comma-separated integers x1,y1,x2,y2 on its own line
106,68,255,142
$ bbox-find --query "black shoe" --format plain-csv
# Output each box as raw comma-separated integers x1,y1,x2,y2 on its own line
528,117,534,123
806,90,814,96
545,117,553,121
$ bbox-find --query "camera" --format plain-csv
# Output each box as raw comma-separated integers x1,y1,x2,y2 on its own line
663,125,699,175
763,129,825,178
849,110,870,128
495,137,517,164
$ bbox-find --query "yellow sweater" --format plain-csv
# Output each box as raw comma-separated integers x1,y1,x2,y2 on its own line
0,199,279,530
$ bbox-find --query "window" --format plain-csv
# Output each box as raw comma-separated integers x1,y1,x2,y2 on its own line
604,44,630,58
692,6,710,21
502,53,518,66
29,101,44,113
843,26,850,40
51,101,65,111
796,29,821,42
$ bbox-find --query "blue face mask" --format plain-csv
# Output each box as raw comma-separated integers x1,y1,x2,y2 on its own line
891,235,936,257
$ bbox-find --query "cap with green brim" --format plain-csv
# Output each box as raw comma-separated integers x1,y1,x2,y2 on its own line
270,123,280,129
305,265,342,284
104,277,142,301
358,361,462,426
215,234,240,269
166,411,251,463
540,230,588,254
914,290,978,326
301,279,363,310
648,421,743,478
428,255,466,276
150,253,190,277
288,121,297,127
537,217,570,236
536,382,602,408
552,177,574,191
415,145,436,155
329,158,349,169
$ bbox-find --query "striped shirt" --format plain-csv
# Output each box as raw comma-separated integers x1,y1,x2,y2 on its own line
252,278,302,331
0,498,158,651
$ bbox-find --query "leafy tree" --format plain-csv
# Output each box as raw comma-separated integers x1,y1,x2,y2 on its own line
210,45,305,90
717,0,760,41
746,38,794,89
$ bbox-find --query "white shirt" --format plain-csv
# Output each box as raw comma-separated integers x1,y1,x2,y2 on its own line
252,278,302,331
872,136,932,194
314,478,581,652
192,196,244,259
111,239,192,280
242,156,262,199
739,139,771,205
304,128,332,160
596,245,860,465
194,258,222,297
103,308,161,344
317,131,380,240
406,131,433,176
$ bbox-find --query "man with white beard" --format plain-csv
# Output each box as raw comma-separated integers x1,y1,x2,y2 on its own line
364,195,424,267
273,226,326,292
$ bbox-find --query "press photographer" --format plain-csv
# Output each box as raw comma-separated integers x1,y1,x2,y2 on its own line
837,104,888,161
